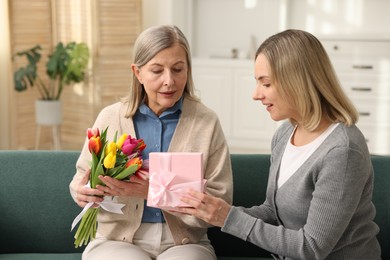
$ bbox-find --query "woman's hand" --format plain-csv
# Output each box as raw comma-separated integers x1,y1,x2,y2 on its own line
96,174,149,199
173,189,232,227
74,170,104,208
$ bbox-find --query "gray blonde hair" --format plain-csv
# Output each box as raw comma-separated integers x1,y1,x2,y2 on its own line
124,25,198,117
255,29,358,131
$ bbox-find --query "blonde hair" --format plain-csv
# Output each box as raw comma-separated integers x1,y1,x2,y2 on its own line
255,29,358,131
124,25,198,117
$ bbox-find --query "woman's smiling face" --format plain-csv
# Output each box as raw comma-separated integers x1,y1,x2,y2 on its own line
132,43,188,116
253,53,299,122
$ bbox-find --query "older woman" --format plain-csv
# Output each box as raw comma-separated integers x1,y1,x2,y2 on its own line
70,25,232,260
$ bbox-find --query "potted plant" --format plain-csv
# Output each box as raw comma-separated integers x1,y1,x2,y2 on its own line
13,42,90,125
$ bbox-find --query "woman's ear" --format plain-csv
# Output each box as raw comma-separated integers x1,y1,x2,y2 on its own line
131,64,142,84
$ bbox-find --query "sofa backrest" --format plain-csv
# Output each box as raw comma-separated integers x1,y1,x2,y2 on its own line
208,154,273,258
371,155,390,258
0,151,388,258
0,150,83,254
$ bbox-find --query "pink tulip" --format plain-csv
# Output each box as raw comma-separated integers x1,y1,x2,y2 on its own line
121,136,140,155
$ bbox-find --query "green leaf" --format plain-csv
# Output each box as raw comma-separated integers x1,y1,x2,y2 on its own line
113,164,139,180
115,154,127,165
46,42,68,80
64,42,90,84
16,45,41,63
13,42,90,100
105,165,124,177
13,45,41,92
99,126,109,149
90,152,104,188
14,69,29,91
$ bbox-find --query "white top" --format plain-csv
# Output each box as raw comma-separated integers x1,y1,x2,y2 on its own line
278,123,339,189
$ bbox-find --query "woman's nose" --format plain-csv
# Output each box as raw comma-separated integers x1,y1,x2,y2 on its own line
163,71,174,86
252,84,263,101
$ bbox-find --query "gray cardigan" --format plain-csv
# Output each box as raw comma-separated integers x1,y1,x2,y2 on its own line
222,121,381,259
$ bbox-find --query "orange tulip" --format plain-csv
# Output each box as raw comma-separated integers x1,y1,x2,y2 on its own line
88,136,101,154
126,157,142,171
87,128,100,139
135,139,146,153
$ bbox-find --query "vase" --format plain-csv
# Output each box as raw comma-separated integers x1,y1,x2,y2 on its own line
35,100,62,150
35,100,63,126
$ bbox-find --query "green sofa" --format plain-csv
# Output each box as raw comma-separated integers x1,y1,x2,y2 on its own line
0,151,389,259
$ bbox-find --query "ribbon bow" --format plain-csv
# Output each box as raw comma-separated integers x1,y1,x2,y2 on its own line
71,186,125,231
148,153,205,208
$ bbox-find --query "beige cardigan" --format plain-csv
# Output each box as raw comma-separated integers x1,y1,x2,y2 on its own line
69,97,233,245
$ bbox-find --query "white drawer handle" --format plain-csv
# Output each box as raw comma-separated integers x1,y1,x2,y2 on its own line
352,65,373,70
351,87,372,92
359,112,371,116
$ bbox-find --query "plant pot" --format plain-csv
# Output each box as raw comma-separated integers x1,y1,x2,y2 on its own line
35,100,63,126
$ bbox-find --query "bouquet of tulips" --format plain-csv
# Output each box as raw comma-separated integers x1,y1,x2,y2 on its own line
72,126,146,248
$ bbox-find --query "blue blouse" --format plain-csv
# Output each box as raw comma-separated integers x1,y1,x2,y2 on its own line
133,97,183,222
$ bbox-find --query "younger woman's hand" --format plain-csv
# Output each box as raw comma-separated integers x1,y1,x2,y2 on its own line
173,189,232,227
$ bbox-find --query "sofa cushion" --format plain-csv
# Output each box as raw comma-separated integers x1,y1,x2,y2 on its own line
0,151,83,254
371,155,390,259
208,154,273,259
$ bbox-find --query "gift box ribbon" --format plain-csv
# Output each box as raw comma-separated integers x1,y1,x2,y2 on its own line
148,153,205,207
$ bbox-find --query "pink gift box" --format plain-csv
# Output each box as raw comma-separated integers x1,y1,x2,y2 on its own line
147,152,206,209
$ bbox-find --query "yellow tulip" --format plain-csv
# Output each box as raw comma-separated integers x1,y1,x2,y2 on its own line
103,152,116,169
105,142,117,156
116,133,128,149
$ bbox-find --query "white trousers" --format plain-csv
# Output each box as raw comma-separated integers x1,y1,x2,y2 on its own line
82,223,217,260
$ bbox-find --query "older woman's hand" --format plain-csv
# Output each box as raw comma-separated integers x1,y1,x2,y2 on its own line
73,170,104,208
96,174,149,199
174,189,232,227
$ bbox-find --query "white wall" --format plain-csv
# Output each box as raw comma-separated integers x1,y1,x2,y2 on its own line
287,0,390,38
192,0,286,58
0,0,11,149
142,0,173,28
143,0,390,57
142,0,192,40
142,0,287,58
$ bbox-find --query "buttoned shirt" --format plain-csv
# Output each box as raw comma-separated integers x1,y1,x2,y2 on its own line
133,98,183,222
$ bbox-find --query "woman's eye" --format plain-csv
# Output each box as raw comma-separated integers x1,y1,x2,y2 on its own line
264,84,271,87
172,68,183,73
151,70,163,74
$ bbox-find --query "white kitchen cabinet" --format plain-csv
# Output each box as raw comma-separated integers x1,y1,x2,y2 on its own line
321,39,390,155
192,58,278,153
193,38,390,155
